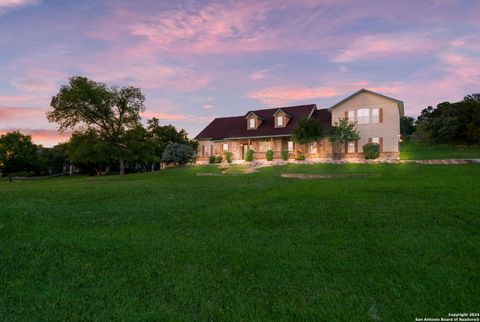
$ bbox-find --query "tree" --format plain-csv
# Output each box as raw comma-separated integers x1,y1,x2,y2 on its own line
329,118,360,159
414,94,480,144
400,116,416,138
47,76,145,176
66,130,116,175
147,118,198,165
0,131,39,182
291,118,324,157
37,144,68,175
161,143,195,165
123,125,159,172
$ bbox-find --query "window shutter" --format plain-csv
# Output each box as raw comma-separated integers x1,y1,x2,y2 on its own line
379,108,384,123
354,140,358,153
202,145,205,157
379,137,384,152
344,142,348,154
368,138,372,143
344,111,348,121
211,145,213,155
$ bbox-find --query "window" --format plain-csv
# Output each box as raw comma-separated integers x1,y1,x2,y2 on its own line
288,141,294,152
371,137,380,144
357,108,370,124
276,115,284,127
222,143,228,151
309,142,317,154
372,108,380,123
347,141,355,153
204,145,211,156
249,118,256,129
259,141,271,153
347,110,354,121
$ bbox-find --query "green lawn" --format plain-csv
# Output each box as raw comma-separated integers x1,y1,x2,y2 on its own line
1,164,479,321
400,141,480,160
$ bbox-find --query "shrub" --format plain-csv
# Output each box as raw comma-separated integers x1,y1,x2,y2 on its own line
265,149,273,161
161,143,196,165
295,154,305,161
224,151,232,163
281,149,289,161
215,155,223,163
363,143,380,159
245,149,254,162
208,155,216,164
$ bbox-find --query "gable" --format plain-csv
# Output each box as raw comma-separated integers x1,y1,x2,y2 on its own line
329,89,404,116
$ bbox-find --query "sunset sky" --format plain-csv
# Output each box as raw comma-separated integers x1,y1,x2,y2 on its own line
1,0,479,146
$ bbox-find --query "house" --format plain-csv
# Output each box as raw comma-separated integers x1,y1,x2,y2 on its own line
194,89,404,162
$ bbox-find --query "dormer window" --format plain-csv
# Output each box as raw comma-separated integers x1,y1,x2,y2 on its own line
249,118,256,129
273,108,291,128
246,112,264,130
276,115,284,127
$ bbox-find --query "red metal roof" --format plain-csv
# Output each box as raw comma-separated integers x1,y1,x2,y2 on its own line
195,104,332,141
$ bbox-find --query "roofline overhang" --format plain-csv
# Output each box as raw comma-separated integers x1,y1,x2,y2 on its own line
272,108,293,118
245,111,265,120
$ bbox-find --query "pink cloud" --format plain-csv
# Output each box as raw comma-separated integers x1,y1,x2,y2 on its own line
0,0,39,15
0,95,49,107
248,86,340,106
0,106,53,130
141,111,187,121
333,33,438,63
0,128,70,147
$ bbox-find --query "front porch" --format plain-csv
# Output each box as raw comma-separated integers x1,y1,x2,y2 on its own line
196,137,333,162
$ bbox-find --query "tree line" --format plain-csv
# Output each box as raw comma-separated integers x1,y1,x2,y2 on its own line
400,93,480,144
0,76,197,181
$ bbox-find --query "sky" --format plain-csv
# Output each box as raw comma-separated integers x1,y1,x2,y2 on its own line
0,0,479,146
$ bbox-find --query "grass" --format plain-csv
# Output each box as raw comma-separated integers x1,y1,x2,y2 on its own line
1,164,479,321
400,141,480,160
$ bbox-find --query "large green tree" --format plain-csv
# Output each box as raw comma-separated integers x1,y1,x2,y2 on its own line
329,118,360,159
0,131,39,182
47,76,145,175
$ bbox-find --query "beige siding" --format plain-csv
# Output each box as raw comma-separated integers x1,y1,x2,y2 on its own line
330,92,400,153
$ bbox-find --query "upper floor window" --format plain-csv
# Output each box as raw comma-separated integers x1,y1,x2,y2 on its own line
347,110,354,121
249,118,256,129
223,143,228,151
276,115,284,127
357,108,370,124
372,108,380,123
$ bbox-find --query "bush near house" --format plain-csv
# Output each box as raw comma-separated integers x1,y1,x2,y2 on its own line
281,149,289,161
245,149,254,162
224,151,232,163
363,143,380,159
215,155,223,163
266,150,274,161
295,154,305,161
208,155,216,164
